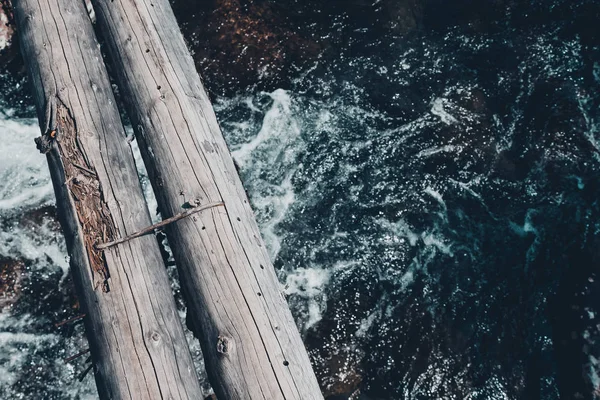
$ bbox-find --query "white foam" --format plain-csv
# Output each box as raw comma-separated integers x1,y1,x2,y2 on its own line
0,217,68,277
0,116,54,213
232,89,300,169
589,355,599,395
253,172,296,259
509,209,540,270
355,308,380,338
0,115,68,279
377,218,419,247
0,311,96,399
376,202,454,291
417,144,460,158
424,187,447,212
575,88,600,160
0,115,95,398
129,135,160,223
431,97,459,125
229,89,302,259
284,267,330,330
0,329,59,386
421,232,453,256
450,177,490,212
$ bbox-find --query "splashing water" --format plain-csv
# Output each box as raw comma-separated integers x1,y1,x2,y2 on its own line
1,0,600,398
0,114,96,399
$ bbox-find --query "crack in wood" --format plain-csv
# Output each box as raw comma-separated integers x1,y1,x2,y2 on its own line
54,102,116,292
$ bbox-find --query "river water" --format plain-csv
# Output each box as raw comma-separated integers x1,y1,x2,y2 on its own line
0,0,599,399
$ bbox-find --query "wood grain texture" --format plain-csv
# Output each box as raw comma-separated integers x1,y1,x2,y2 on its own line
90,0,324,398
13,0,204,398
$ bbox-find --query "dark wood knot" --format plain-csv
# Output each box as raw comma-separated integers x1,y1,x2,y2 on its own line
216,335,231,355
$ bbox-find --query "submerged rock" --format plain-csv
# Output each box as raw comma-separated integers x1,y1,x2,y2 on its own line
0,256,22,308
0,0,13,50
169,0,426,95
0,0,427,103
171,0,322,94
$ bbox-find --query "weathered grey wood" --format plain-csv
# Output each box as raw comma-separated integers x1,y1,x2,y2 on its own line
13,1,204,398
90,0,324,398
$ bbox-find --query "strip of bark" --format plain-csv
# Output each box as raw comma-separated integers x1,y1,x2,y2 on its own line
55,103,115,292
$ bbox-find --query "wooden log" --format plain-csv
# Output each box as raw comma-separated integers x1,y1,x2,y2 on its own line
90,0,324,398
13,1,204,398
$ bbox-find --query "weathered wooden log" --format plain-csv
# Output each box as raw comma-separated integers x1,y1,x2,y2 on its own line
90,0,324,398
13,1,204,398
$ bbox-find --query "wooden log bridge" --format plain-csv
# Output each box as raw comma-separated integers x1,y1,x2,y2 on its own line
15,0,323,398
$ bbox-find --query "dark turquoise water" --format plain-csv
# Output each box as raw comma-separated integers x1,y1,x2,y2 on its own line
0,0,599,398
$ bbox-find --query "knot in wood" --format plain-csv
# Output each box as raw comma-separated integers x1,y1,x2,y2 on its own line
216,335,231,355
202,140,215,153
150,331,161,343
